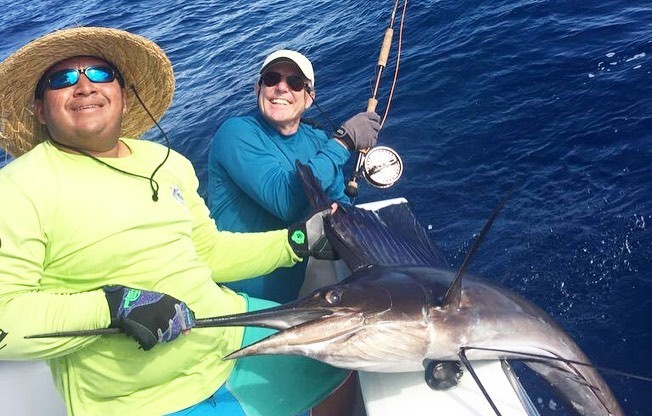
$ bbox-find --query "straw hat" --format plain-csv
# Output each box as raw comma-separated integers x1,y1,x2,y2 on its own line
0,26,175,157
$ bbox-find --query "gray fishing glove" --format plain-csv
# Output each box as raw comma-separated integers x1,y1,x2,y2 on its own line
104,286,196,351
288,207,338,260
334,111,380,151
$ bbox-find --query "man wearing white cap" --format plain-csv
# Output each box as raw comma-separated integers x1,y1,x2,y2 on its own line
207,49,380,303
0,28,351,416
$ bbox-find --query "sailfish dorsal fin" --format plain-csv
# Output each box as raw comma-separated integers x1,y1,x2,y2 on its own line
442,179,521,308
296,162,447,272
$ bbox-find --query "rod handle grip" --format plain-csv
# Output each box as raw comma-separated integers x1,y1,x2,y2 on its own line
367,97,378,112
378,28,394,67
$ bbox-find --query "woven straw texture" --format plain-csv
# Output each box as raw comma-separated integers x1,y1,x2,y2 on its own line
0,27,174,157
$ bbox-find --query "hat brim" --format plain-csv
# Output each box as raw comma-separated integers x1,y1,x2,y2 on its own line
261,57,300,74
0,27,174,157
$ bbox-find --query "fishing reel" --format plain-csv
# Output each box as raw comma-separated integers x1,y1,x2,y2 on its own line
363,146,403,188
345,146,403,197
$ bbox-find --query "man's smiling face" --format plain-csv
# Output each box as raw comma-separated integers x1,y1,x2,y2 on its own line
257,62,313,136
34,56,127,153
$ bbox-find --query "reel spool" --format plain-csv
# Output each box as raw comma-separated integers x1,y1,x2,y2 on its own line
362,146,403,189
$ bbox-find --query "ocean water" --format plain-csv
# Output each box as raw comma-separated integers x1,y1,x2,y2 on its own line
1,0,650,414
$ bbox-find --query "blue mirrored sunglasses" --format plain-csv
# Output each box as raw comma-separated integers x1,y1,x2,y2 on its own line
48,66,117,89
36,66,120,98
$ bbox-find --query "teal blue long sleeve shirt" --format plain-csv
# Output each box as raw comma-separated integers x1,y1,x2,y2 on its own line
207,113,351,301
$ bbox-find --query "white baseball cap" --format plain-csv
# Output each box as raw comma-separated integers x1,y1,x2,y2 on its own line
260,49,315,88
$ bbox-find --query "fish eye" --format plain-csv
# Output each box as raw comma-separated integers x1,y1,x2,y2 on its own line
324,289,342,305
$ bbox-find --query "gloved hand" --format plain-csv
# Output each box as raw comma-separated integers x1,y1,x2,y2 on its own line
334,111,380,151
288,205,339,260
104,286,196,351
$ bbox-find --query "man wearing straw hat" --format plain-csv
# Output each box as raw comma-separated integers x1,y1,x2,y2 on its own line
0,27,353,416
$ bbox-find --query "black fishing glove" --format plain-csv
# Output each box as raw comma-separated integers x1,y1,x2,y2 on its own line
288,207,338,260
334,111,380,151
104,286,196,351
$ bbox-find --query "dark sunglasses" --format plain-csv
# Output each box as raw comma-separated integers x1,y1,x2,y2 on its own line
260,71,308,92
36,66,122,98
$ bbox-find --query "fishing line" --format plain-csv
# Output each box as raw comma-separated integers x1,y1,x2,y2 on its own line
462,346,652,383
380,0,407,128
459,350,503,416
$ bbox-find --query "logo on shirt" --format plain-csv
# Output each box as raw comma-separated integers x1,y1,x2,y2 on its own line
171,186,185,205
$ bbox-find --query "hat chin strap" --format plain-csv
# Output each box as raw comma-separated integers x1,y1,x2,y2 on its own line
48,85,171,202
49,136,163,202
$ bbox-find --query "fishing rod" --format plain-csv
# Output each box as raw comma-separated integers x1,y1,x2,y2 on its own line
344,0,407,198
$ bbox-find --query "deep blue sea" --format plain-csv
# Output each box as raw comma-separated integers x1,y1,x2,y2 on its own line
1,0,650,414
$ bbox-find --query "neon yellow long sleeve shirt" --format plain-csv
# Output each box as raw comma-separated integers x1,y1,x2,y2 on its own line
0,139,300,415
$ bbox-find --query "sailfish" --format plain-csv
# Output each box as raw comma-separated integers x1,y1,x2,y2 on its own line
211,163,623,415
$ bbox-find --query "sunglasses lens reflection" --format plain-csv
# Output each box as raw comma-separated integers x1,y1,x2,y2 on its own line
86,67,115,83
49,70,80,89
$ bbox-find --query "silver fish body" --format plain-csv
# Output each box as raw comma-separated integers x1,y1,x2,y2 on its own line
226,265,623,415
